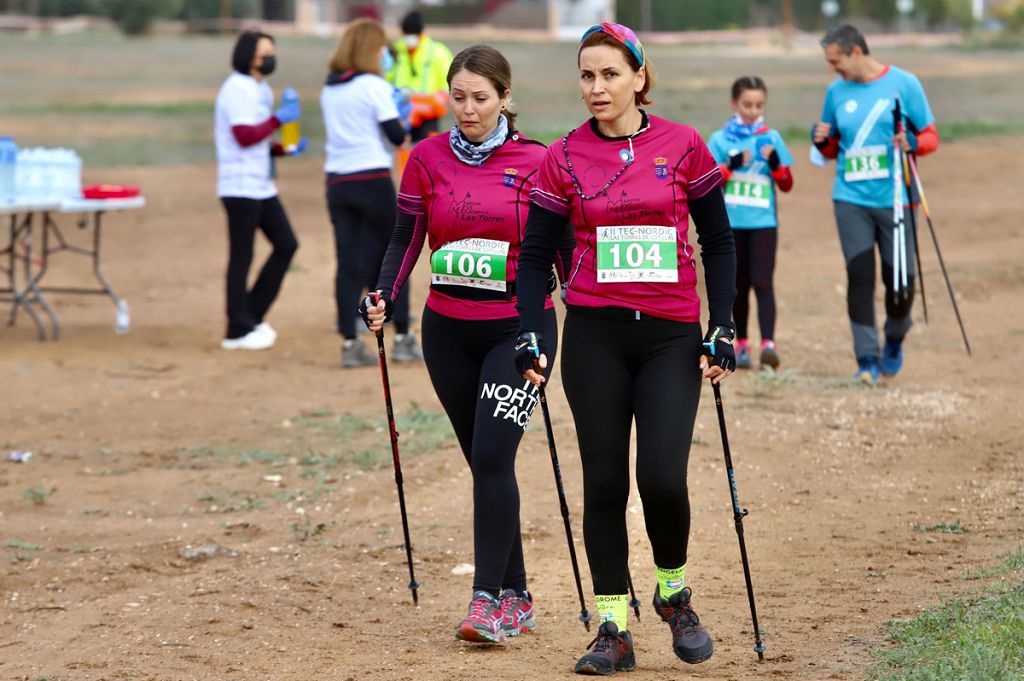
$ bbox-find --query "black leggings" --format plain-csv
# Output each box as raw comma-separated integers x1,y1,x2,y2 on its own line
326,173,410,338
421,305,558,596
221,196,298,339
733,228,778,341
560,309,702,595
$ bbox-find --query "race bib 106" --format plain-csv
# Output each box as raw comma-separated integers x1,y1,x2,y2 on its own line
430,238,510,291
596,225,678,283
844,144,889,182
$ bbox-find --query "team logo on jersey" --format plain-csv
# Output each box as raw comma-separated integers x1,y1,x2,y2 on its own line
448,189,484,221
653,156,669,179
845,99,858,114
503,167,518,187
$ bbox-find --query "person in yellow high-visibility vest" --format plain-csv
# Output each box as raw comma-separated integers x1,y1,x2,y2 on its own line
387,11,454,144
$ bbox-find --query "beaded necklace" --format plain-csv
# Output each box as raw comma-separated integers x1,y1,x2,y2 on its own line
561,110,650,201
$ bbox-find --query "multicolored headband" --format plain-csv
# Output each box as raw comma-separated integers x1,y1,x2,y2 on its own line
580,22,645,69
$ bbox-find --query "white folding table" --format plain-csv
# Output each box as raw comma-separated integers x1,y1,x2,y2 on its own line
3,196,145,340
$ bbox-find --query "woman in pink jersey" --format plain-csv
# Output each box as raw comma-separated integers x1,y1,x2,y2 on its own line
361,45,572,645
514,23,737,675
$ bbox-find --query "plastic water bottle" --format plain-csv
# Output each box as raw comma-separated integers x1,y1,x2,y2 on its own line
115,299,131,334
0,136,17,203
280,87,301,152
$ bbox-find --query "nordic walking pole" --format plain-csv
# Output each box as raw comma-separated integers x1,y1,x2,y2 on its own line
711,382,766,661
906,154,972,356
902,151,927,323
373,322,420,605
537,383,592,631
894,100,927,322
626,569,641,620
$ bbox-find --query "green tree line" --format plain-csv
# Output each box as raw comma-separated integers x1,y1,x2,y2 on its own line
0,0,294,34
617,0,975,31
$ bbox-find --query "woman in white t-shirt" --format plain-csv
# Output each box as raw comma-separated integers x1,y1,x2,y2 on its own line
214,30,303,351
321,18,420,367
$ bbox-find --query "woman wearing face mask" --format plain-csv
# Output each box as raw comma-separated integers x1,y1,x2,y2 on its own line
514,23,736,674
214,30,302,350
361,45,573,645
321,18,420,367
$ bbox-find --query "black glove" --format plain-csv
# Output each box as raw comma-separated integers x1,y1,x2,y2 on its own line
513,331,547,376
727,150,745,170
701,324,736,372
766,148,781,171
358,290,394,330
547,269,558,294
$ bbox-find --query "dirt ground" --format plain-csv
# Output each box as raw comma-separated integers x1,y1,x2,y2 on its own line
1,135,1022,680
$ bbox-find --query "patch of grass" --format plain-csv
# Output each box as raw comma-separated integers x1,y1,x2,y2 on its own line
22,486,58,505
197,488,264,513
349,449,387,470
288,516,328,543
966,547,1024,581
868,549,1024,680
396,402,456,456
912,520,969,534
180,445,290,468
5,539,42,563
941,120,1024,142
68,546,97,554
1,100,213,116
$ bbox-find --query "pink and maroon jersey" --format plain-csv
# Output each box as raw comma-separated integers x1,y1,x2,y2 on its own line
530,114,722,323
391,131,553,320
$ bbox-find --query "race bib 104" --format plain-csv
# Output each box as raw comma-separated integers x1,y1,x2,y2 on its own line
844,144,889,182
430,238,510,291
724,172,771,209
596,225,678,283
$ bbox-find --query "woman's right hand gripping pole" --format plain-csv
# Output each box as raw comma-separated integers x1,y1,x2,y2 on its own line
514,331,548,387
359,290,394,335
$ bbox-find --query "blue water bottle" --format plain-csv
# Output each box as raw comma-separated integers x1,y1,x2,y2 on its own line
0,136,18,204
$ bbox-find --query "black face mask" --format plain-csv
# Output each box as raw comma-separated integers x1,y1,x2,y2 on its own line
257,55,276,76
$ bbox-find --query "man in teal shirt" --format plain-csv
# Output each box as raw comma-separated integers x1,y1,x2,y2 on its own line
813,24,940,383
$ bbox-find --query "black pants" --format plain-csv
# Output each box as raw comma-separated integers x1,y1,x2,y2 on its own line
326,173,410,338
221,196,298,339
561,309,702,595
733,228,778,341
421,305,558,596
834,201,916,359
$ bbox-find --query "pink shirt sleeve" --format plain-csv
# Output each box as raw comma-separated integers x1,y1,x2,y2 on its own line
684,131,724,200
529,144,571,216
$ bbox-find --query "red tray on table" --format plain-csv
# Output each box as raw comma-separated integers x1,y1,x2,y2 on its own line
81,184,141,199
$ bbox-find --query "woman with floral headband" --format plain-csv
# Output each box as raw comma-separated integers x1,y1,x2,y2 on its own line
514,23,736,674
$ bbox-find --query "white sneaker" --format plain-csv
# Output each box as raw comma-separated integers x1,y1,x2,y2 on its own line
221,328,274,351
255,321,277,342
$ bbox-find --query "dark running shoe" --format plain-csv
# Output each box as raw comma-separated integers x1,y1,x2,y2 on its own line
455,590,506,644
498,588,536,637
881,338,903,377
760,340,780,370
574,621,636,675
736,340,752,369
653,586,714,664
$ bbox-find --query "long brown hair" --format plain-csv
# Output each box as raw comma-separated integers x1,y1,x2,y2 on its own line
579,31,657,107
329,18,387,75
446,45,518,129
